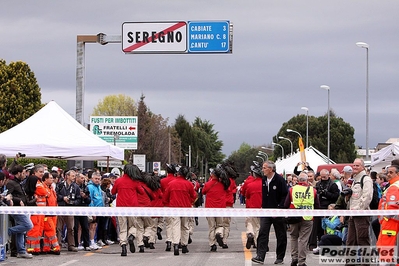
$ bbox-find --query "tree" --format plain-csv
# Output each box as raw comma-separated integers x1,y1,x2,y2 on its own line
174,115,224,177
92,94,137,116
134,94,180,165
227,143,267,184
0,60,42,132
273,111,356,163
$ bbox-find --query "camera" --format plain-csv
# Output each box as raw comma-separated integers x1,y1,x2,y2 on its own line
340,188,352,197
18,152,26,157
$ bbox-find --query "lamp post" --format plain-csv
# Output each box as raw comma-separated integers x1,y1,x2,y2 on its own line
301,107,309,148
272,142,285,158
278,136,293,155
256,155,265,163
258,151,269,161
356,42,369,162
320,85,330,164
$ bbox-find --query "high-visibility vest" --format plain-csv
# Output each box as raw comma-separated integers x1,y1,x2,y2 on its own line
35,180,48,206
379,180,399,222
325,216,339,235
291,185,314,220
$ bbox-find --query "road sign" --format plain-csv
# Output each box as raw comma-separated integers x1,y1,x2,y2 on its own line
122,22,187,53
188,21,230,53
90,116,138,149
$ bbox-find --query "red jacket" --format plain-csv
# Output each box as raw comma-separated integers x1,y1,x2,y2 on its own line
245,177,262,208
137,181,154,207
45,184,57,207
225,177,237,207
163,175,197,208
111,174,140,207
202,177,227,208
161,173,175,193
241,175,255,196
151,188,163,207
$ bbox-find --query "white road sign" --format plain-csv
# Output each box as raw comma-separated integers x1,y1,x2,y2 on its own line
122,21,187,53
90,116,138,149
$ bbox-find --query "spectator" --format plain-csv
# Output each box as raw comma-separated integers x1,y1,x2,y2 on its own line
87,171,104,250
308,169,339,251
55,170,82,252
347,159,373,251
74,172,91,251
6,163,33,259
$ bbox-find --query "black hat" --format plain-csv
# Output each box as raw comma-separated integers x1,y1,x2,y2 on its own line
251,165,262,177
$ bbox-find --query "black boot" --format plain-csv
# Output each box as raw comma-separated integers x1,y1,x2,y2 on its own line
143,236,150,248
139,245,144,253
181,245,189,254
149,243,155,249
128,235,135,253
173,244,179,256
165,241,171,251
157,227,163,240
121,244,127,256
188,235,192,244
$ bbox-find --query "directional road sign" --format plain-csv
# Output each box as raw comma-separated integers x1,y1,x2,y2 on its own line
188,21,230,53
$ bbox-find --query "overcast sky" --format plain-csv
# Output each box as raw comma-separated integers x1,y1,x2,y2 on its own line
1,1,399,156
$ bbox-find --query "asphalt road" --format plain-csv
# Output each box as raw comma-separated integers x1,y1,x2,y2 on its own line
1,203,323,266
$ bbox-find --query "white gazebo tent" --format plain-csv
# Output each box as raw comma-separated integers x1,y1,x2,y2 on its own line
275,146,335,175
371,142,399,171
0,101,124,161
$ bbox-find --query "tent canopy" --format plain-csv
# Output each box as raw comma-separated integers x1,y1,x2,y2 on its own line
275,146,335,175
371,142,399,170
0,101,124,161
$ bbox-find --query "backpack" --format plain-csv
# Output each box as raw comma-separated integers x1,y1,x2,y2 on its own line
359,175,380,210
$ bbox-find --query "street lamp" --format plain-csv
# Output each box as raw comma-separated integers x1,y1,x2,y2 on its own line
258,151,269,161
286,128,302,139
272,142,285,158
356,41,369,161
256,155,265,163
278,136,293,155
320,85,330,164
301,107,309,148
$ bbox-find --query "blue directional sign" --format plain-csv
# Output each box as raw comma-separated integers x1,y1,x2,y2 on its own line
188,21,230,53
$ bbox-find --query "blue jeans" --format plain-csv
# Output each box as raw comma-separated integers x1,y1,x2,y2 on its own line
8,214,33,254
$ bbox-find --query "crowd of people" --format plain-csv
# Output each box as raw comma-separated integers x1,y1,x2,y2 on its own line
239,158,399,266
1,152,398,265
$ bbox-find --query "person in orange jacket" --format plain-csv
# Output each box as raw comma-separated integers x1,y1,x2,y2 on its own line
376,164,399,265
24,164,49,255
42,172,61,254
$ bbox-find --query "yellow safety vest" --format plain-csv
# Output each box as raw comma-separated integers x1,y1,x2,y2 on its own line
292,185,314,220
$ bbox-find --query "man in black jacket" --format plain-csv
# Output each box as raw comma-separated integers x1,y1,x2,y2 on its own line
74,172,92,251
308,169,339,251
252,161,288,265
6,164,33,259
55,170,82,252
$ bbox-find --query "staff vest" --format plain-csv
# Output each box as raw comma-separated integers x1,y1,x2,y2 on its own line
292,185,314,220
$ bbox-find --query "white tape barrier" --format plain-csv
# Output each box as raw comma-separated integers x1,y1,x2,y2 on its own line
0,206,398,217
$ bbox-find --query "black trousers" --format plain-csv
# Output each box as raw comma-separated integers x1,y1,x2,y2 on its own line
74,216,90,248
256,217,287,260
319,234,342,246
